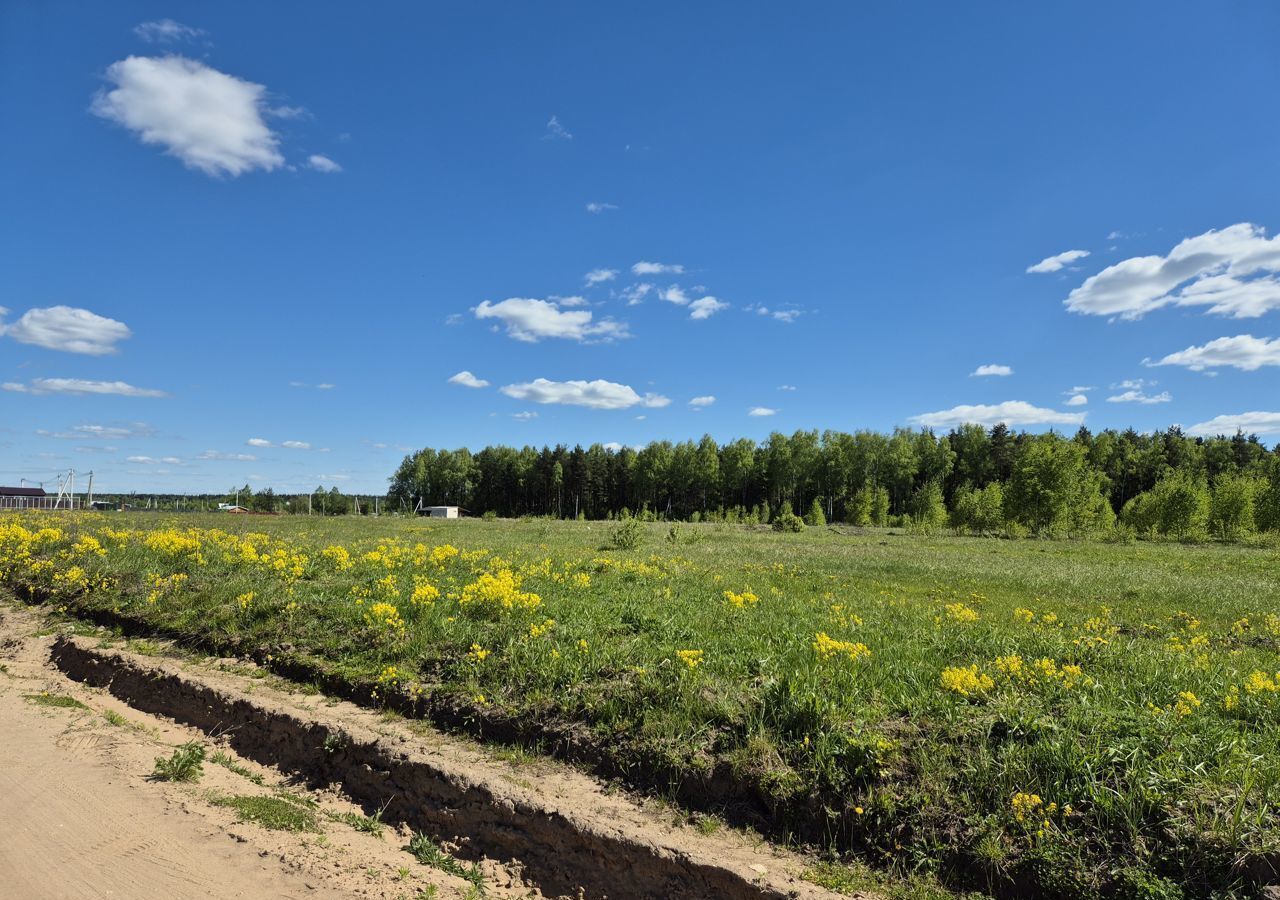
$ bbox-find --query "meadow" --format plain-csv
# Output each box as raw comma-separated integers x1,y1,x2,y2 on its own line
3,511,1279,899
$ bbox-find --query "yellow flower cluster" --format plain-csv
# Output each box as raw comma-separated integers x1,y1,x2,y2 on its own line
364,601,405,635
677,649,704,669
940,665,995,697
459,569,542,614
410,580,440,605
812,632,871,663
724,589,759,609
943,602,979,623
467,643,490,663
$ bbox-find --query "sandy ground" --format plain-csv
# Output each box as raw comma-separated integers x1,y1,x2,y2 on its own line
0,605,529,900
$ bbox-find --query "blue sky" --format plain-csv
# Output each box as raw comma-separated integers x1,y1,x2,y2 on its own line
3,2,1280,494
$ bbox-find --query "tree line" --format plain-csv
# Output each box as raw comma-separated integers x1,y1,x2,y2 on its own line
387,425,1280,539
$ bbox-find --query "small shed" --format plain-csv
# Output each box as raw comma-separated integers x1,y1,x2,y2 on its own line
425,505,461,519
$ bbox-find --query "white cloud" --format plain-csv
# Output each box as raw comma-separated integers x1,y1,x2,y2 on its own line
1149,334,1280,372
554,296,590,307
632,261,684,275
1066,385,1095,393
1065,394,1088,406
38,423,154,440
660,285,689,305
474,298,629,343
586,202,618,214
544,115,572,140
92,55,284,177
1106,389,1172,404
246,438,272,447
133,19,204,43
746,304,803,323
290,380,336,390
445,313,463,325
748,407,778,417
282,440,311,449
602,442,624,452
619,283,652,306
1113,378,1155,390
909,400,1086,428
778,384,797,391
127,455,182,465
1187,411,1280,437
689,296,729,320
971,364,1013,377
1065,223,1280,319
448,370,490,389
585,268,618,286
511,411,538,421
1,306,131,355
1027,249,1090,274
196,450,256,461
688,395,716,407
307,154,342,173
500,378,670,410
2,378,166,397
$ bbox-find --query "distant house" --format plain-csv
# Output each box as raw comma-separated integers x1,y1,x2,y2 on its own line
218,504,250,514
416,503,462,518
1,486,73,510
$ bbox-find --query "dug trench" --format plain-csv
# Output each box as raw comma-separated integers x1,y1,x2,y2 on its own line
48,630,855,900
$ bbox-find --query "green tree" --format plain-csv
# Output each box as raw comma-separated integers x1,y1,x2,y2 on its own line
805,497,826,526
1209,473,1259,540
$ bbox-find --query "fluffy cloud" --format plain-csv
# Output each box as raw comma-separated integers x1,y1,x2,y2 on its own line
127,455,182,465
1027,249,1090,274
92,55,284,177
745,304,803,323
1,306,131,355
619,283,652,305
971,364,1013,377
246,437,314,449
1065,394,1088,407
660,285,689,305
748,407,778,417
511,411,538,421
1187,411,1280,437
584,268,618,286
688,395,716,407
1065,223,1280,319
1106,389,1171,404
448,370,490,389
586,202,618,214
909,401,1085,428
689,296,728,320
474,298,628,343
632,261,684,275
3,378,166,397
500,378,670,410
133,19,204,43
307,154,342,173
1149,334,1280,371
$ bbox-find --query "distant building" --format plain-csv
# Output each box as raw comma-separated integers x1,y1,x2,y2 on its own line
0,486,76,510
218,504,250,514
416,503,462,518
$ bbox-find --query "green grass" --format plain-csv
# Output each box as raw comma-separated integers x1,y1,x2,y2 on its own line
152,741,205,782
210,749,265,785
24,691,89,710
6,512,1280,897
211,792,321,832
405,832,485,892
325,805,388,838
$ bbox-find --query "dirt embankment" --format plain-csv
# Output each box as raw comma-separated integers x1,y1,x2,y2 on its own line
1,604,862,900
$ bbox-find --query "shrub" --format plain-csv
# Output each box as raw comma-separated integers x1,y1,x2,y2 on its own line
805,498,826,527
772,512,805,533
152,742,205,782
609,518,643,550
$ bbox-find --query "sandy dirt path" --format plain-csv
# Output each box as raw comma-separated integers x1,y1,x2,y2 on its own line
0,604,528,900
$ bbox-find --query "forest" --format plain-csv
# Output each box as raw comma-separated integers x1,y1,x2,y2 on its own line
387,425,1280,539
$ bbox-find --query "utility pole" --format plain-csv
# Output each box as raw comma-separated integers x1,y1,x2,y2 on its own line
85,471,94,507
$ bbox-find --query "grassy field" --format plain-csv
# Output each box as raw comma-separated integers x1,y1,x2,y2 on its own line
4,511,1280,898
